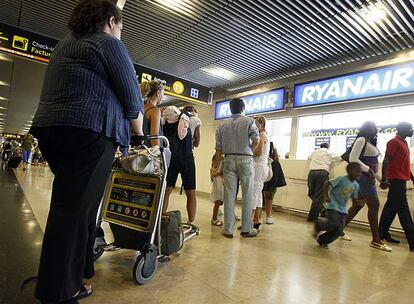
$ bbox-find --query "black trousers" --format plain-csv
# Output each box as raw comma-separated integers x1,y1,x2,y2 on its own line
307,170,329,221
315,210,347,245
33,126,117,302
379,179,414,250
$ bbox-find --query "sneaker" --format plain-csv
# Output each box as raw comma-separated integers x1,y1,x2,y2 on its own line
240,229,259,238
341,233,352,241
370,241,392,252
253,223,263,232
265,217,274,225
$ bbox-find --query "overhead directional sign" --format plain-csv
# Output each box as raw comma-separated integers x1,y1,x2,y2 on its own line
0,22,58,63
0,23,213,104
294,61,414,108
215,88,285,120
134,65,212,105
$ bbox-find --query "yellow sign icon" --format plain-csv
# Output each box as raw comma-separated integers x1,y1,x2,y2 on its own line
141,73,152,83
12,35,29,51
173,81,184,94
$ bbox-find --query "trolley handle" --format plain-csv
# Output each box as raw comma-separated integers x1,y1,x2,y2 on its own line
131,135,170,149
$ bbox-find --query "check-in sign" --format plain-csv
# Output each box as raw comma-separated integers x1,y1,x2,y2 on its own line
215,88,285,120
294,62,414,108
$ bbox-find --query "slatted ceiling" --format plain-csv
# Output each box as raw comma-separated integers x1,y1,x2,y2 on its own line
17,0,76,38
0,0,21,26
2,0,414,92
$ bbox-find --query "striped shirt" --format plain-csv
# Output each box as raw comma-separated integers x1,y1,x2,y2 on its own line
215,114,259,155
32,32,143,146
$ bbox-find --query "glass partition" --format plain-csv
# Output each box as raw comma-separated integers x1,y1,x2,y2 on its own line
296,105,414,161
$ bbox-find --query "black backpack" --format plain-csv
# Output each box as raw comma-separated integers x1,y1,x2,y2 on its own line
163,112,193,158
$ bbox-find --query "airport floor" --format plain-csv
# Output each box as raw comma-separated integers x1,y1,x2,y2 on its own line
3,165,414,304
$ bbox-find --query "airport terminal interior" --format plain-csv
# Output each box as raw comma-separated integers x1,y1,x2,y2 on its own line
1,0,414,303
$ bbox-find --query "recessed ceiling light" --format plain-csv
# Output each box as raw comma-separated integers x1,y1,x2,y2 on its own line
364,2,387,23
200,66,236,80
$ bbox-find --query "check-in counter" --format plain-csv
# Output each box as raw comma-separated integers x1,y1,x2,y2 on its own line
274,159,414,231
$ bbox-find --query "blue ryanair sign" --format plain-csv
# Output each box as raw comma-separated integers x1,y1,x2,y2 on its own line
294,61,414,108
215,88,285,120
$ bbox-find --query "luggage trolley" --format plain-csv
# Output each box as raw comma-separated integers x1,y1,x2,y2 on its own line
93,135,199,285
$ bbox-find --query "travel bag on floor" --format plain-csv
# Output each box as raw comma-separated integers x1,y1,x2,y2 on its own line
161,210,184,256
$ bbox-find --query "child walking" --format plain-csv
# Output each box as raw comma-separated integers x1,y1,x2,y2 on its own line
314,162,362,248
210,155,224,226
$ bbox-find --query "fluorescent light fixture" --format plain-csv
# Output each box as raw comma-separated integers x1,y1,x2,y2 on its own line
0,53,12,62
0,80,10,87
364,2,386,23
0,96,8,101
0,106,5,110
151,0,190,15
200,66,236,80
116,0,126,9
155,0,185,9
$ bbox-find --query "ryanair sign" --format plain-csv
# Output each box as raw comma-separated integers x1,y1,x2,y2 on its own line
294,62,414,108
310,125,397,137
215,88,285,120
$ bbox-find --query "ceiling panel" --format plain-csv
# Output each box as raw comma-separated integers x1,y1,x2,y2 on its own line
4,0,413,91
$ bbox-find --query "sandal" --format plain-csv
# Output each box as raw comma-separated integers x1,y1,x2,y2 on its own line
211,219,223,226
73,284,93,300
370,241,392,252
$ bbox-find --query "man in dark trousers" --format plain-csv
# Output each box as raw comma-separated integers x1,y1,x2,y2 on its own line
307,143,342,222
379,122,414,251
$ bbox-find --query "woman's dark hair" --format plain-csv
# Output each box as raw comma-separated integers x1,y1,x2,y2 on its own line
357,120,377,146
68,0,122,37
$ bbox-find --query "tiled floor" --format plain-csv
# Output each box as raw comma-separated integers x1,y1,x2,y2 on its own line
8,166,414,304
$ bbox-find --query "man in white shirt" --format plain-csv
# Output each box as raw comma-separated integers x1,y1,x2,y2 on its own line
307,142,342,222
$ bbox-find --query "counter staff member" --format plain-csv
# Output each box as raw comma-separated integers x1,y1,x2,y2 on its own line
214,98,260,238
30,1,143,303
307,143,342,222
379,122,414,251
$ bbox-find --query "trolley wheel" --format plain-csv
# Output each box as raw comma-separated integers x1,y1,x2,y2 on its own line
93,245,105,261
133,253,157,285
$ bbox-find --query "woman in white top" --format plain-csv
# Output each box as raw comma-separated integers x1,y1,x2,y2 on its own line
252,116,270,230
343,121,392,252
